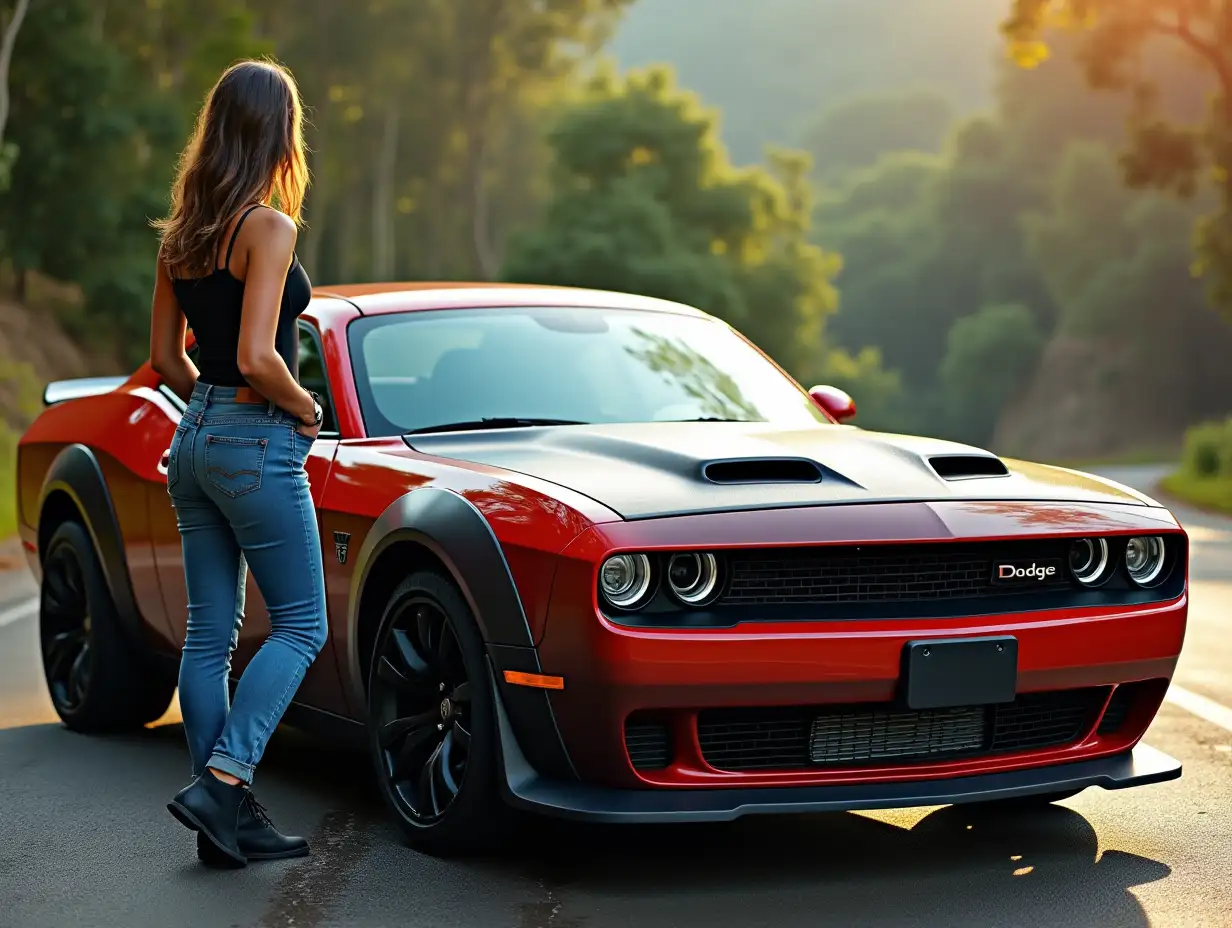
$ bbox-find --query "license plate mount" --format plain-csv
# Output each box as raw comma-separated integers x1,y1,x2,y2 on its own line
903,636,1017,710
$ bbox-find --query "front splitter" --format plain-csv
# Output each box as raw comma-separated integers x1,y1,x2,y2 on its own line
495,698,1181,824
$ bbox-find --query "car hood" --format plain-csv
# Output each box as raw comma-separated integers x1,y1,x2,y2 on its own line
404,422,1157,520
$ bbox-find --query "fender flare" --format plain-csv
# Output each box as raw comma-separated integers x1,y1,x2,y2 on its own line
347,486,576,780
37,443,147,651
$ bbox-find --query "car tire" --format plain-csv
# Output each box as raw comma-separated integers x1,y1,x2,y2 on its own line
366,570,508,855
39,520,176,731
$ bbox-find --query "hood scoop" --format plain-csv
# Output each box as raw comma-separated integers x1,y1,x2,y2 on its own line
701,457,823,485
928,454,1009,480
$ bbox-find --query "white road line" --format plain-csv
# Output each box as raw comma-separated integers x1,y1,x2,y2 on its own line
0,595,37,629
1165,683,1232,735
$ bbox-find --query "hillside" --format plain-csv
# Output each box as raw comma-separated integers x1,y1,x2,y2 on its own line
0,274,118,431
0,283,122,540
607,0,1011,164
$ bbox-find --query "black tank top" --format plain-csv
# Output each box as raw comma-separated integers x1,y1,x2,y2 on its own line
170,204,312,386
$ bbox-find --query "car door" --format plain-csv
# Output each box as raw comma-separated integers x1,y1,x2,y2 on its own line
151,321,345,709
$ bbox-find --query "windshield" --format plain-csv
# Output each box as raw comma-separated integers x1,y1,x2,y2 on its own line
347,306,830,436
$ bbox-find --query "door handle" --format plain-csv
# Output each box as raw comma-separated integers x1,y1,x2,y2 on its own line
158,449,171,476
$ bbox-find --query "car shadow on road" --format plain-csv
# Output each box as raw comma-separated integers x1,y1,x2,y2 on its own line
1,719,1169,928
494,804,1168,927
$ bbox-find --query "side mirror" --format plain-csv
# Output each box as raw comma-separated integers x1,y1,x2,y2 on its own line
808,384,857,423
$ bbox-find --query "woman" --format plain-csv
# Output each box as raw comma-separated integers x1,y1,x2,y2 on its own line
148,58,327,869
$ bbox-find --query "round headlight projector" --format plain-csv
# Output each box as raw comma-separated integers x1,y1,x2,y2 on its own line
599,554,652,609
1068,537,1109,586
667,552,720,605
1125,535,1166,587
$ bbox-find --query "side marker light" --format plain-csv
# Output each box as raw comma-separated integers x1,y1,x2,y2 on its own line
503,670,565,690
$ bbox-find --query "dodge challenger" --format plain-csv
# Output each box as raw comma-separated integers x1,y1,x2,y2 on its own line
16,282,1186,852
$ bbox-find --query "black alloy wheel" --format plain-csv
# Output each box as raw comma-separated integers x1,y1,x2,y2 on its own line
41,536,94,715
38,520,176,731
372,595,472,821
367,571,504,853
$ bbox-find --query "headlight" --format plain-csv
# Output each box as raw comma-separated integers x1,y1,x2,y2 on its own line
667,552,721,605
1125,536,1166,587
1068,537,1109,586
599,554,652,609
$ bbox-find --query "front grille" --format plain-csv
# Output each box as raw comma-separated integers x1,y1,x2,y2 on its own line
810,705,986,765
624,719,672,770
697,689,1103,772
721,541,1073,607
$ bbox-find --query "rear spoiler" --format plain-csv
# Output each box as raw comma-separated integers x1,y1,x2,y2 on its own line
42,376,127,406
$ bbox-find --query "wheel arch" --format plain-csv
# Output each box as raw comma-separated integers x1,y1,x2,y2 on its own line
352,536,453,699
348,486,577,780
37,444,146,651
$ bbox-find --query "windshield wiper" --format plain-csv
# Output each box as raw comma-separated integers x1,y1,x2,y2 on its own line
408,417,589,435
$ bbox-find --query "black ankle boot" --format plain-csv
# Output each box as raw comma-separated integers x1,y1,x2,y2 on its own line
197,790,310,864
168,773,247,867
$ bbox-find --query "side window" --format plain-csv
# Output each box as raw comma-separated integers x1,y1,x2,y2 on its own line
298,323,339,435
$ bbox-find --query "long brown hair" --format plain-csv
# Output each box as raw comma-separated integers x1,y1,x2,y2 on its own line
155,59,309,277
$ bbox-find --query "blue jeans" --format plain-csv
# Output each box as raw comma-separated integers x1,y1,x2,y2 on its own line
167,382,327,785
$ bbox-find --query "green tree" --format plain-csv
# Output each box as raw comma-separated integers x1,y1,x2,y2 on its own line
608,0,1008,165
940,303,1045,445
1021,142,1232,425
815,112,1054,392
800,88,954,184
1003,0,1232,311
0,0,268,360
253,0,632,285
501,65,844,381
1,2,170,331
0,0,31,190
812,30,1216,449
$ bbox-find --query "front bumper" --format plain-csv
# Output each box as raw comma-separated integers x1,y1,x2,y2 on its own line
537,585,1185,787
529,503,1188,789
495,693,1181,822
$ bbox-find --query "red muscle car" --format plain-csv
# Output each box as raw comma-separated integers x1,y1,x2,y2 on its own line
17,283,1186,852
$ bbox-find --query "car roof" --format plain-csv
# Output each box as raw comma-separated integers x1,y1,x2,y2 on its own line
309,281,709,318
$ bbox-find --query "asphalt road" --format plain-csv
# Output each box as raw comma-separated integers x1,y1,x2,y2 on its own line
2,465,1230,927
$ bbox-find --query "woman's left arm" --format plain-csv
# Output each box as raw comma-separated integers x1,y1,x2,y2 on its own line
149,251,198,403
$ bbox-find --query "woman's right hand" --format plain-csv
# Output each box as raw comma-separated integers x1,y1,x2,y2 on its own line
296,392,322,439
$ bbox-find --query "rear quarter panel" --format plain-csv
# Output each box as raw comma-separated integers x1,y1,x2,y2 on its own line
18,378,180,652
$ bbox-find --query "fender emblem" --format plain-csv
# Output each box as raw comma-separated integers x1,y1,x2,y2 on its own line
334,531,350,564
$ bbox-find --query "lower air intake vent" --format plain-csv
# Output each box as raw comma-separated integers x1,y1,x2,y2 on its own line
624,718,671,770
702,458,822,485
929,455,1009,479
1098,685,1137,734
697,689,1103,772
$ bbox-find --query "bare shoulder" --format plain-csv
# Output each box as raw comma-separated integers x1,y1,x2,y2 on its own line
241,206,298,260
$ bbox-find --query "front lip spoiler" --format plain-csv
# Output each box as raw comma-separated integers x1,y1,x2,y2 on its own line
494,696,1181,824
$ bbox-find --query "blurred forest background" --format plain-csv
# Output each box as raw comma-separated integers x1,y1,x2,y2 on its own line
3,0,1232,534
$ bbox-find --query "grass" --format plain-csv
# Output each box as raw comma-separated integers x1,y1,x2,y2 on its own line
0,357,43,541
0,420,17,539
1159,470,1232,515
1155,417,1232,515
